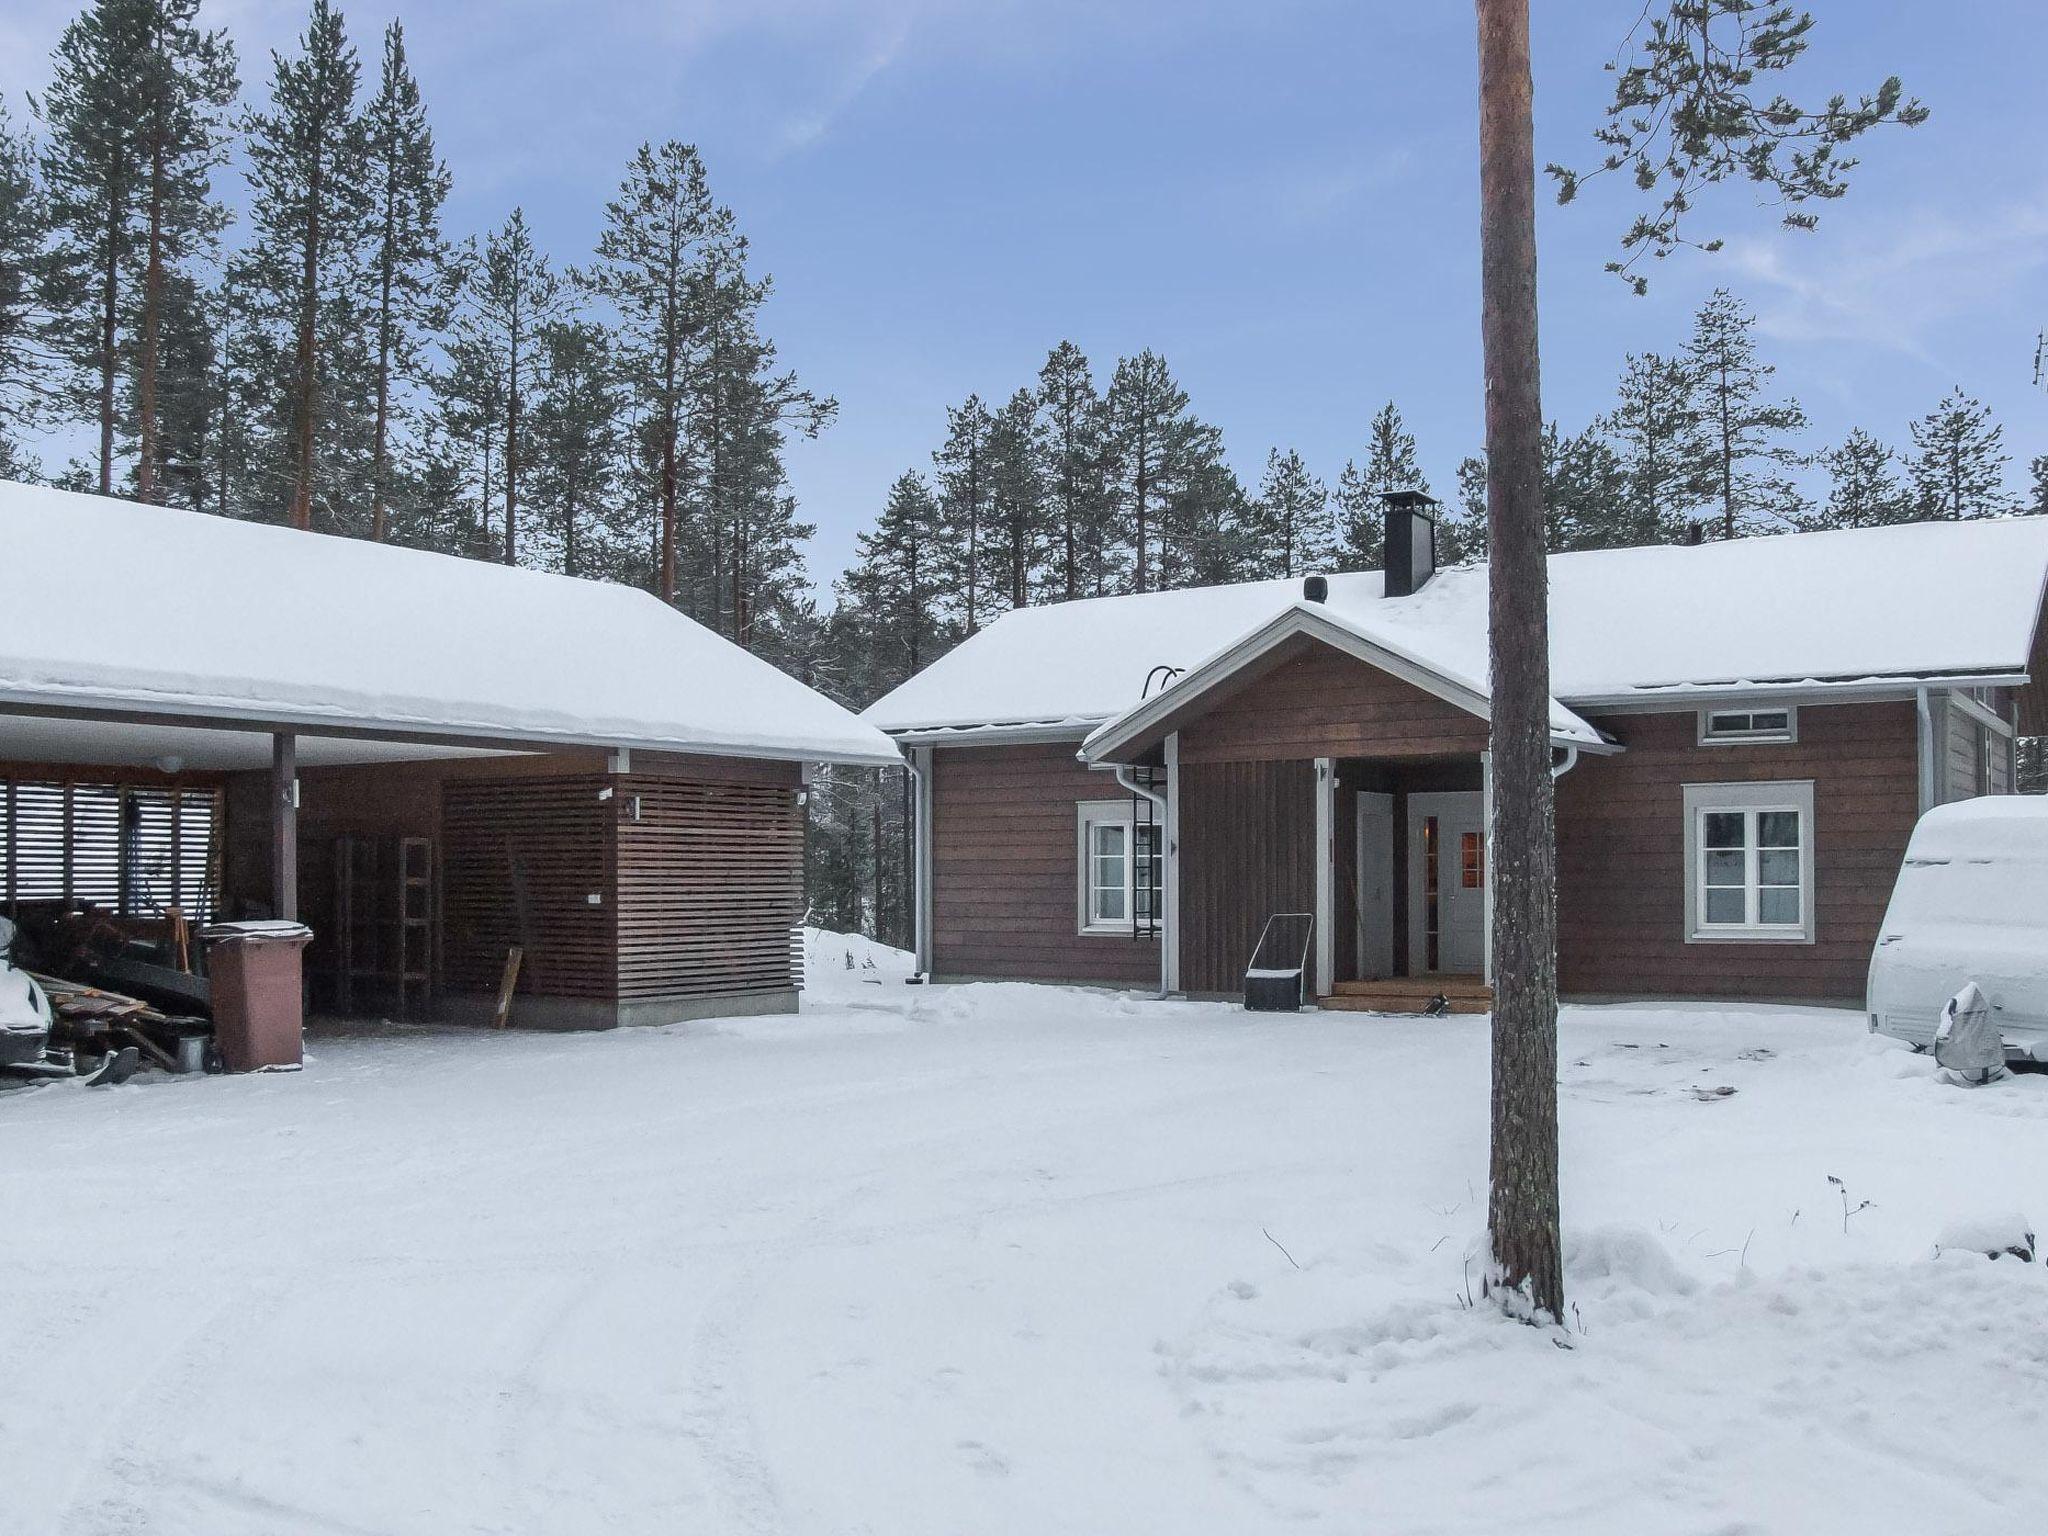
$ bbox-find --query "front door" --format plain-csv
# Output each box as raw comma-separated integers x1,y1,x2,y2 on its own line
1406,791,1485,976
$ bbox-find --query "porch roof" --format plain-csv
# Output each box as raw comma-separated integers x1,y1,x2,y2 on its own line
0,480,902,769
1077,601,1609,765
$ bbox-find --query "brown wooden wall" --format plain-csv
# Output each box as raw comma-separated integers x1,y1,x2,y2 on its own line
615,773,804,1000
1555,702,1918,1002
928,741,1159,986
442,773,616,1000
1179,758,1315,995
1166,637,1492,765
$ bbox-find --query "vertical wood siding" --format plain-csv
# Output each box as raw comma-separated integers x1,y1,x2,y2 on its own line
928,742,1159,986
1172,640,1492,764
1178,759,1315,995
1555,702,1918,1002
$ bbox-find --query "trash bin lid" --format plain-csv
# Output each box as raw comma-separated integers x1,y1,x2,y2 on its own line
201,920,313,942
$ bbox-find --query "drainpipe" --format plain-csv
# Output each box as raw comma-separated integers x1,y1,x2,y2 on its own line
1108,762,1172,999
902,745,933,979
1549,744,1580,780
1915,687,1935,814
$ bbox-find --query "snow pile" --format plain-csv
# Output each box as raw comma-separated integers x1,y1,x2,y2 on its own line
0,480,900,765
3,958,2046,1534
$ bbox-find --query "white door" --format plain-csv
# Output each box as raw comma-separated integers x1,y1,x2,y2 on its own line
1407,791,1485,976
1355,792,1395,978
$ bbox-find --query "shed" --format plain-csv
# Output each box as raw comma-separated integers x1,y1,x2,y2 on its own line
0,481,899,1027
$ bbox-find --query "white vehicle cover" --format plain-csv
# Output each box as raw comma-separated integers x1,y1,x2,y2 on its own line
1933,981,2005,1082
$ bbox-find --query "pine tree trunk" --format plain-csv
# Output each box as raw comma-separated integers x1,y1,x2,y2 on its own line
1718,372,1735,540
138,102,166,505
1475,0,1564,1324
98,182,121,496
371,178,396,542
289,148,324,532
504,303,520,565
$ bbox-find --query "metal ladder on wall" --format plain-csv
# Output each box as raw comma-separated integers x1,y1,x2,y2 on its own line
1128,767,1165,945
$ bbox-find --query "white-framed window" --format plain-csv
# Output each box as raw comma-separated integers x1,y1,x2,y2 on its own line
1698,706,1797,745
1076,800,1163,935
1682,781,1816,943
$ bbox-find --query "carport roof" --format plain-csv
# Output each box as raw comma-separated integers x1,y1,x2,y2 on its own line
0,481,901,768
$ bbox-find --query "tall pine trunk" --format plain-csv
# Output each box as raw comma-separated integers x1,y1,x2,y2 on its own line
371,180,395,541
503,293,520,564
1475,0,1563,1323
97,178,122,495
289,152,323,531
138,113,166,504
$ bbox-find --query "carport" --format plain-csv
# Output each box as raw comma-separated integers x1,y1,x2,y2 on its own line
1,482,900,1029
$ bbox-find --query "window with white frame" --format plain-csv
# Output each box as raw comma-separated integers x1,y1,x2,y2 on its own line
1698,706,1797,745
1682,781,1816,943
1076,800,1163,935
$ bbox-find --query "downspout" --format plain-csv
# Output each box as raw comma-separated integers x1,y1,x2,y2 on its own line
1110,763,1172,999
1915,686,1935,814
1549,744,1579,780
902,745,933,980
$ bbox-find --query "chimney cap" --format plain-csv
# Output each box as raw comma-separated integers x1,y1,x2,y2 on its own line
1379,487,1438,518
1302,574,1329,604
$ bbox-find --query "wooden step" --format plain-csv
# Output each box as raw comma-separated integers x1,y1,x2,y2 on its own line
1320,977,1493,1015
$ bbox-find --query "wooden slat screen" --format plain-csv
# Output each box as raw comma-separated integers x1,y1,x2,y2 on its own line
615,775,804,1001
1,776,221,921
441,775,614,999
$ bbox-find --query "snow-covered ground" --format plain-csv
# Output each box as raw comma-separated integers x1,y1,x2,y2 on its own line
3,932,2044,1535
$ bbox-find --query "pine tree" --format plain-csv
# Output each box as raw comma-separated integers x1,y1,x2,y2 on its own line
527,318,620,578
984,387,1046,611
1685,289,1807,537
0,104,52,466
1805,428,1912,529
1103,349,1197,592
585,140,713,604
1247,447,1334,577
130,0,236,504
240,0,370,529
1337,401,1432,568
1035,341,1111,602
133,265,219,508
360,19,451,542
931,393,992,630
37,0,152,493
1450,423,1633,559
847,470,947,685
450,208,565,564
689,217,832,647
1603,350,1708,540
2029,454,2048,517
1907,388,2012,521
1166,456,1253,588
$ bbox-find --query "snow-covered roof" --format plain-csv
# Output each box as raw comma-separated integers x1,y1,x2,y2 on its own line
863,518,2048,738
0,481,901,767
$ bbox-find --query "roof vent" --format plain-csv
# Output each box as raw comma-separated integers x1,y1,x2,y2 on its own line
1381,489,1439,598
1302,574,1328,604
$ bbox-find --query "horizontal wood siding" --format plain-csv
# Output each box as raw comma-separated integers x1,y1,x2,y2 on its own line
442,775,615,1000
1176,639,1492,764
614,774,804,1000
1179,759,1315,995
1555,702,1918,1002
929,742,1158,986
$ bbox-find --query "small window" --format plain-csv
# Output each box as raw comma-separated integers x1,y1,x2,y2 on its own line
1460,831,1483,890
1077,801,1163,935
1699,707,1797,745
1683,781,1816,943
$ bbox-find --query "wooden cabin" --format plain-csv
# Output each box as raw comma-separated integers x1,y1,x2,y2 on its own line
0,483,900,1027
865,500,2048,1010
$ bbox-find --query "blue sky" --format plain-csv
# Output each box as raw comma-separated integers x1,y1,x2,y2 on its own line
4,0,2042,585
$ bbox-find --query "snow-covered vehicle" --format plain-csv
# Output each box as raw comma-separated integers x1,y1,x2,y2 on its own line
1867,796,2048,1064
0,916,55,1069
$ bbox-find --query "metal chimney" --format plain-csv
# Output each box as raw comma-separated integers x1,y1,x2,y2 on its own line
1302,574,1329,604
1381,489,1439,598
